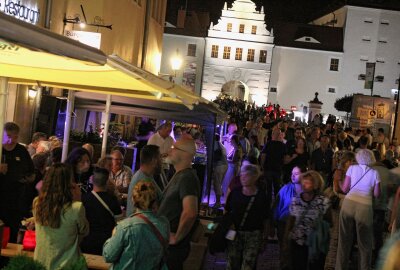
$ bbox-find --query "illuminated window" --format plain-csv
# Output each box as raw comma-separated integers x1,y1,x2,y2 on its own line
187,44,196,57
211,45,219,58
235,48,243,60
239,24,245,33
247,49,255,62
251,25,257,34
223,46,231,59
330,58,339,71
227,23,232,32
259,50,267,63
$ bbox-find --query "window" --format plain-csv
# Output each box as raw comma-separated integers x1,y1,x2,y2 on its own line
377,58,385,63
223,46,231,59
251,25,257,34
187,44,196,57
378,38,387,43
375,76,384,82
270,87,277,93
362,36,371,42
329,58,339,71
227,23,232,32
239,24,245,33
358,74,366,80
364,18,373,23
247,49,255,62
327,87,336,94
211,45,219,58
360,55,369,61
259,50,267,63
235,48,243,60
380,19,389,25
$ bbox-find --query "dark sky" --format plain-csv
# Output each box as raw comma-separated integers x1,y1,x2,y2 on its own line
167,0,400,29
167,0,344,29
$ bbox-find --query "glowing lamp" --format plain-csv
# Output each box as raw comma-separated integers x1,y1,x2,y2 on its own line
28,88,37,98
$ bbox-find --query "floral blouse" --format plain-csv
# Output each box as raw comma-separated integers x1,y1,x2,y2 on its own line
289,194,330,246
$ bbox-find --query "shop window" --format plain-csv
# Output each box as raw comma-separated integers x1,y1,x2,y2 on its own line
247,49,255,62
259,50,267,63
187,44,196,57
235,48,243,60
227,23,232,32
239,24,245,33
223,46,231,59
211,45,219,58
329,58,339,71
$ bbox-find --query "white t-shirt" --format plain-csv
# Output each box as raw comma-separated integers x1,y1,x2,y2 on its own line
147,131,174,155
345,164,380,205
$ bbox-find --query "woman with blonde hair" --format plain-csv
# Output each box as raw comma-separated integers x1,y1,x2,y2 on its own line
336,149,381,270
288,170,330,270
33,163,89,270
103,180,169,269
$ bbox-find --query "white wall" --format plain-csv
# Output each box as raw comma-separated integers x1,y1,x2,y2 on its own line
269,47,344,116
341,6,400,99
160,34,206,95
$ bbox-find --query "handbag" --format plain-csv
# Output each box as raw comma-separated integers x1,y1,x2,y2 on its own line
22,230,36,251
208,191,257,254
135,213,168,270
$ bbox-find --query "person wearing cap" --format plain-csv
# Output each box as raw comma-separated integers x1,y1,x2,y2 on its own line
157,138,200,270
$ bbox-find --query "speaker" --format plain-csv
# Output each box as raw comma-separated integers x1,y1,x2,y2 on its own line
36,95,66,136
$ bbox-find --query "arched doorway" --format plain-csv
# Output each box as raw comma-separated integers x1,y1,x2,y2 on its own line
221,80,250,101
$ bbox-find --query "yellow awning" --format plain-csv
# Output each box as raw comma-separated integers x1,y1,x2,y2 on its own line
0,39,200,105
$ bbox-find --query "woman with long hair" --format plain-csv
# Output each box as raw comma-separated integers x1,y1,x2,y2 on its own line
336,149,381,270
33,163,89,269
283,137,309,183
65,147,93,193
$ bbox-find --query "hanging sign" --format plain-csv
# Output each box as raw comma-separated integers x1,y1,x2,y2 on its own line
64,30,102,49
364,62,375,90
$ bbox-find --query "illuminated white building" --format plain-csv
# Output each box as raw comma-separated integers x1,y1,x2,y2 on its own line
201,0,274,106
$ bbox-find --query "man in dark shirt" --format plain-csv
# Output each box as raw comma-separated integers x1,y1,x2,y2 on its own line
0,122,34,242
158,138,200,270
311,135,334,187
261,129,287,207
81,167,122,255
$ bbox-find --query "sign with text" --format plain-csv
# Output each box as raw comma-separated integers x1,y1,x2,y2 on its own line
364,62,375,89
64,30,101,49
0,0,40,24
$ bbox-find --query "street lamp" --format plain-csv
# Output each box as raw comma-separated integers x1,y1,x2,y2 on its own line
170,49,182,78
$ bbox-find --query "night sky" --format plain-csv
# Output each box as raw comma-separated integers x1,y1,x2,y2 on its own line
167,0,400,29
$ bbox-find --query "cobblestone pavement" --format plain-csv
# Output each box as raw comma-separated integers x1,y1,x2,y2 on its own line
202,240,280,270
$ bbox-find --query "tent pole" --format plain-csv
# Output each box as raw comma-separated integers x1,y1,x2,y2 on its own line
101,95,112,158
0,77,9,160
61,90,75,162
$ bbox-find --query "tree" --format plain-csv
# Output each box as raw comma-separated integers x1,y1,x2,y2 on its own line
334,94,353,113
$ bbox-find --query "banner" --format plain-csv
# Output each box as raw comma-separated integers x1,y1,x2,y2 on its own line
364,62,375,89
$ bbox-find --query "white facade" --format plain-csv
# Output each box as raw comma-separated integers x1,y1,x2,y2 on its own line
160,34,206,95
201,0,274,106
269,47,343,116
313,5,400,100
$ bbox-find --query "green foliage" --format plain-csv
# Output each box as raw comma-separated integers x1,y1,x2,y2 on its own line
2,255,46,270
334,94,354,113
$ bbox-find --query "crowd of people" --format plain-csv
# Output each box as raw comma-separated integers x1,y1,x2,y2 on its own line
0,121,202,270
210,98,400,270
3,93,400,270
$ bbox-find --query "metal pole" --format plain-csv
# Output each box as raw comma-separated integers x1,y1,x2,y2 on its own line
101,95,112,158
61,90,75,162
0,77,9,160
392,74,400,142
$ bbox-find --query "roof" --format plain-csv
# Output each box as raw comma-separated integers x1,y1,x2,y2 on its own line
274,22,344,52
74,92,227,127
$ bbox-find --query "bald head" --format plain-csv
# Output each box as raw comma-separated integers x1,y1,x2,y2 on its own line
168,138,196,167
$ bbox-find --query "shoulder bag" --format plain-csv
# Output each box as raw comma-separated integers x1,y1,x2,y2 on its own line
91,191,124,222
136,213,168,270
208,190,257,254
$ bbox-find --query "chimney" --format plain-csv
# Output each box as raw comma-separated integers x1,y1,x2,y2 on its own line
177,8,186,28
